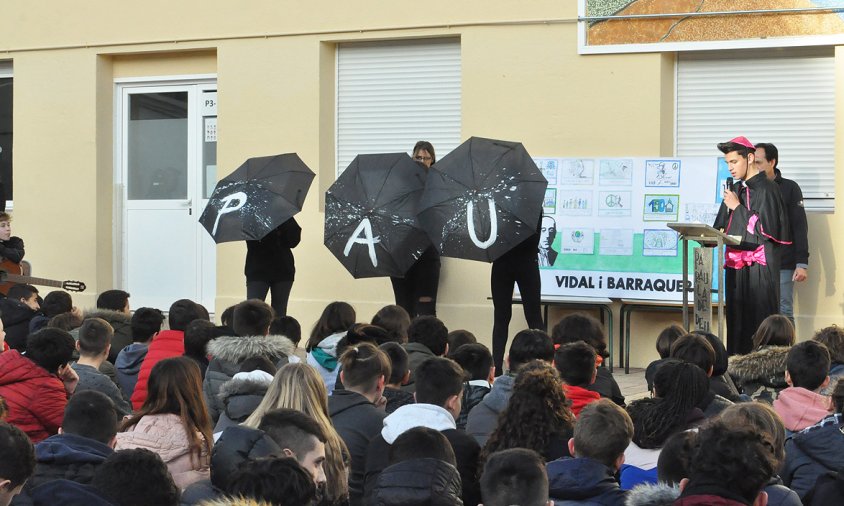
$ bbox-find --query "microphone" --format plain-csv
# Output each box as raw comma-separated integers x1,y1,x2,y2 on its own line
726,177,734,193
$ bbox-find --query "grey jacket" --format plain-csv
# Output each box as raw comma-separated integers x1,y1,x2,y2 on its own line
465,373,515,446
203,334,294,423
71,362,132,416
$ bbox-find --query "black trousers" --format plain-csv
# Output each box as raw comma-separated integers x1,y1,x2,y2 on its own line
390,256,441,317
247,280,294,317
491,255,544,374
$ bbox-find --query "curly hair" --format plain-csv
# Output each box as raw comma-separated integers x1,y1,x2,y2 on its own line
480,361,574,464
627,360,708,449
813,325,844,364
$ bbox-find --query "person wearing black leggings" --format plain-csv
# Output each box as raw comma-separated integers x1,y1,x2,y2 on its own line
490,220,544,375
245,217,301,317
391,141,442,317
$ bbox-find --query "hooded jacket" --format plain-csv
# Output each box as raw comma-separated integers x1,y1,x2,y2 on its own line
624,483,680,506
727,345,790,402
364,403,481,506
564,384,602,417
12,433,114,506
213,370,274,435
115,413,210,490
547,457,627,505
305,331,345,394
329,389,387,506
0,298,39,352
181,425,282,506
371,458,463,506
114,342,149,398
782,412,844,499
773,386,830,432
84,309,134,363
203,334,294,423
465,373,514,446
0,350,67,442
28,479,115,506
131,330,185,410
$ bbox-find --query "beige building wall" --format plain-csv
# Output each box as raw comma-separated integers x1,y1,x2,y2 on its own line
2,1,841,369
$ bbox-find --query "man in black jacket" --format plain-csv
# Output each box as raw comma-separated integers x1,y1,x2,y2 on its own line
755,143,809,324
364,357,481,506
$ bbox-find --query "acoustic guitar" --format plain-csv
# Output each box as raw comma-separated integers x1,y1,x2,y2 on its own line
0,259,86,295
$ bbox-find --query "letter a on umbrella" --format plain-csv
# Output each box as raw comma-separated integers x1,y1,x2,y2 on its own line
199,153,315,243
417,137,547,262
324,153,432,278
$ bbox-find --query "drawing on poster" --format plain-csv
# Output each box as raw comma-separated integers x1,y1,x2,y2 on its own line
535,158,559,185
560,228,595,255
560,159,595,185
684,202,721,225
599,159,633,185
543,188,557,214
645,160,680,187
599,229,634,256
558,190,593,216
643,229,679,257
598,191,632,217
643,194,679,221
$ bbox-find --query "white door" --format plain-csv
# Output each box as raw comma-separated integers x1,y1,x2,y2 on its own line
118,82,217,311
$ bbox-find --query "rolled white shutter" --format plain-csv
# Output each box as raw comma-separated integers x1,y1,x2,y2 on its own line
336,38,462,176
676,49,835,209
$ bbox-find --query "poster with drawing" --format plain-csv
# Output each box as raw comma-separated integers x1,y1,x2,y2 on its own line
528,156,721,300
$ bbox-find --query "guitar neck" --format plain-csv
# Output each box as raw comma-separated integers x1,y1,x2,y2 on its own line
4,274,64,289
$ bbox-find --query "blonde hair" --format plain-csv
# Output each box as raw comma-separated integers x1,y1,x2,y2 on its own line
244,363,349,503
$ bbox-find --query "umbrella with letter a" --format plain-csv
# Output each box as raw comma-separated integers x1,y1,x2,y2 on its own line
324,153,431,278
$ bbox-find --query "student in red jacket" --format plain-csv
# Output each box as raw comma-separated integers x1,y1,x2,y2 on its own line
131,299,204,410
0,328,78,442
555,341,601,417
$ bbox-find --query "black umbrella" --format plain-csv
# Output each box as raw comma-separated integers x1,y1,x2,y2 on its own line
417,137,547,262
199,153,315,243
325,153,431,278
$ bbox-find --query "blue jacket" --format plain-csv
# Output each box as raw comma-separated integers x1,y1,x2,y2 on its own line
782,413,844,499
29,479,114,506
13,434,113,506
547,457,627,505
114,342,149,398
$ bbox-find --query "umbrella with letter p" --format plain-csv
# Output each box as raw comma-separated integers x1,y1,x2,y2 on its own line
417,137,547,262
199,153,314,243
324,153,431,278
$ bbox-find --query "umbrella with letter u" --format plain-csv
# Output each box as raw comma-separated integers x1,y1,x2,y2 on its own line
324,153,431,278
199,153,315,243
417,137,547,262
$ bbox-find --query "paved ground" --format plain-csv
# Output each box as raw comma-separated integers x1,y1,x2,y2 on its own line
615,367,649,402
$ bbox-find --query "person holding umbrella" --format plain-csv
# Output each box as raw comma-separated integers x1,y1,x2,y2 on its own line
389,141,442,317
245,217,301,317
491,217,544,375
199,153,315,317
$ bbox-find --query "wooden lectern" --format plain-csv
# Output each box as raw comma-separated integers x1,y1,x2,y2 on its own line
667,223,740,339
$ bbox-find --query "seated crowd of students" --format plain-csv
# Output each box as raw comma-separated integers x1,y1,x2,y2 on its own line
1,286,844,505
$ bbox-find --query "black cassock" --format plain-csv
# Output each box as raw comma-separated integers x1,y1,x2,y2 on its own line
714,172,790,356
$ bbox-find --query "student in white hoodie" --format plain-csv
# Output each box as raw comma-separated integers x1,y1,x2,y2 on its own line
363,357,482,506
